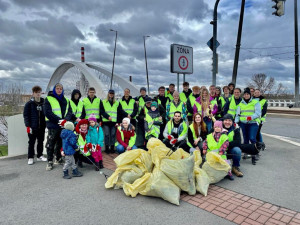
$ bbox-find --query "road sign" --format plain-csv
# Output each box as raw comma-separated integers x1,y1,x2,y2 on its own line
170,44,193,74
207,37,220,51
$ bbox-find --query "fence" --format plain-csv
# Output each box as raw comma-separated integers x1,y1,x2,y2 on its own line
267,99,296,107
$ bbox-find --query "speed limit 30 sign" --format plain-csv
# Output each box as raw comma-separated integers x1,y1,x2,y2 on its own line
170,44,193,74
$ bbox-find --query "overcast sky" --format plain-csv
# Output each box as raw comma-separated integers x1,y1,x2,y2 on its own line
0,0,298,94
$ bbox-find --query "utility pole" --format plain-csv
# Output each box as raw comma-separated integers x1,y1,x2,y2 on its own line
143,35,150,94
110,29,118,90
295,0,299,107
212,0,220,86
232,0,245,86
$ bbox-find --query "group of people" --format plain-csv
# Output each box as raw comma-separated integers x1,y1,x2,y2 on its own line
23,81,267,180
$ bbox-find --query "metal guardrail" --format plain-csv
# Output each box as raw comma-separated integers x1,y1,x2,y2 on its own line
268,99,297,107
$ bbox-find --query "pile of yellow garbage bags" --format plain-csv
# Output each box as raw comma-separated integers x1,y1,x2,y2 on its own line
105,138,231,205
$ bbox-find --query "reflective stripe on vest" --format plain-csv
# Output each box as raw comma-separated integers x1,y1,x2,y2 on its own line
180,92,191,103
186,123,198,148
145,113,161,139
165,90,174,101
77,133,90,156
115,126,136,147
239,99,260,123
228,98,239,117
119,99,136,119
260,99,267,122
83,97,100,119
169,101,184,118
194,102,202,115
188,95,196,116
102,100,119,122
45,96,69,121
207,133,228,160
70,100,83,118
167,120,188,139
138,96,146,114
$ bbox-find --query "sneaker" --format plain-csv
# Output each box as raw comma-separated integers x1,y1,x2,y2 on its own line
232,166,244,177
46,161,53,171
226,171,234,181
37,156,47,162
28,158,34,165
54,158,64,165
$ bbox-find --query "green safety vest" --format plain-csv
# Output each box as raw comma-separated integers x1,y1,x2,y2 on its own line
227,130,234,142
168,101,184,119
138,96,146,113
77,132,91,156
70,100,83,118
45,96,69,121
157,97,169,107
206,133,228,160
188,95,197,116
115,126,136,147
145,113,161,139
165,90,174,101
259,99,267,122
239,99,260,123
194,101,202,115
180,91,192,104
102,100,119,122
186,124,198,148
215,96,225,117
167,120,188,139
228,98,240,117
119,98,136,119
83,97,100,119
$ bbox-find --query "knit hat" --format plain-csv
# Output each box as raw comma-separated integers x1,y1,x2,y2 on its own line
214,121,223,129
122,117,130,124
145,97,152,103
228,82,235,87
78,119,89,127
151,101,158,108
88,114,97,122
108,89,115,94
64,121,74,131
243,88,251,95
140,87,147,92
222,114,233,122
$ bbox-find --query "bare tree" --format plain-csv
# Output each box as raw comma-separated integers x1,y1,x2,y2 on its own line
248,73,275,95
274,83,288,96
0,116,8,144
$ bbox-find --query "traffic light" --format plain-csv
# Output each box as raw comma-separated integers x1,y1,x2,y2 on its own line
272,0,285,17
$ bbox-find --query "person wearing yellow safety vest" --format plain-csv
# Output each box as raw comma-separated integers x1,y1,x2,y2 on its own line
228,82,235,95
81,87,109,122
235,88,261,147
183,113,207,154
135,87,149,114
165,83,175,101
153,86,168,140
223,88,242,118
119,88,138,127
44,83,73,171
179,82,192,104
102,89,125,154
186,86,201,122
214,86,226,120
115,118,137,154
163,111,188,150
254,89,268,145
136,97,152,148
70,89,84,122
202,121,234,180
144,101,163,143
222,86,232,104
166,91,187,121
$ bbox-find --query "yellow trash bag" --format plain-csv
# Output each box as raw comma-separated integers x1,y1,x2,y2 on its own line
123,173,151,197
202,152,231,184
114,149,144,167
194,167,210,196
105,164,144,189
151,145,170,167
193,150,202,167
160,155,196,195
134,151,153,173
146,138,166,153
169,148,190,160
139,167,181,205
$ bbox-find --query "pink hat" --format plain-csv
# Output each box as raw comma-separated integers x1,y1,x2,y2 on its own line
88,114,97,122
214,121,223,129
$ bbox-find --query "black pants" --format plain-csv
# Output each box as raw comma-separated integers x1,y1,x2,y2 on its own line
78,154,95,165
46,129,62,162
163,139,187,150
28,128,45,159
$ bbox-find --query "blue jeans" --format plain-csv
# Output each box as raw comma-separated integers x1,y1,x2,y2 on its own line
203,117,212,132
240,122,259,144
116,144,138,154
227,147,241,167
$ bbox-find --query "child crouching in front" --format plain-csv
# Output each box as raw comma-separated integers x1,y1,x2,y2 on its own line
86,115,104,171
60,121,83,179
202,121,234,180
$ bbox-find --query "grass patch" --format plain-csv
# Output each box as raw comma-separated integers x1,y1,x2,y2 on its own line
0,145,8,157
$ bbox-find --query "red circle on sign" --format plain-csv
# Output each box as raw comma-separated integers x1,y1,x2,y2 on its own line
178,56,188,70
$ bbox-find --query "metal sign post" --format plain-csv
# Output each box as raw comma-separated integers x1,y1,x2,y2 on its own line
177,73,180,92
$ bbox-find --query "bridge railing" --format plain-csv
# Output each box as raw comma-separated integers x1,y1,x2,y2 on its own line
267,99,296,107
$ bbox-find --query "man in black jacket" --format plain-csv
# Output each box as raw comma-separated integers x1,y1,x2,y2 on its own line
44,83,73,171
23,86,47,165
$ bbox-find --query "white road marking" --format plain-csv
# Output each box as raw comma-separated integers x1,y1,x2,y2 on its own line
262,133,300,147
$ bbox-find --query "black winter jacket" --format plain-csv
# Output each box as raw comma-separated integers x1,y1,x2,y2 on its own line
44,91,73,129
23,97,46,130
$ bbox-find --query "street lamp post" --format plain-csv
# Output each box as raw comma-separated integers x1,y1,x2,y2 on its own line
212,0,220,86
143,35,150,94
110,29,118,90
294,0,299,107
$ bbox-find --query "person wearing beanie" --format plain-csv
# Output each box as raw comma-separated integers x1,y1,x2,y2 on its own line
165,83,175,101
214,86,225,120
23,85,47,165
60,121,83,179
202,120,234,180
44,83,73,171
144,101,163,143
115,118,137,154
228,82,235,95
186,86,201,123
135,87,148,114
119,88,138,127
254,89,268,144
70,89,83,122
166,91,187,121
86,115,104,170
223,88,242,117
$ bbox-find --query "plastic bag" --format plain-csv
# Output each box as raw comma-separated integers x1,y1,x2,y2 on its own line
146,138,166,154
114,149,144,167
194,167,210,196
123,173,151,197
193,150,202,167
139,167,181,205
134,151,153,173
160,155,196,195
202,152,231,184
169,148,190,160
151,145,170,167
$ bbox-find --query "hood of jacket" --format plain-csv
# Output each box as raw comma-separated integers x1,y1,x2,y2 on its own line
71,89,82,103
61,129,74,139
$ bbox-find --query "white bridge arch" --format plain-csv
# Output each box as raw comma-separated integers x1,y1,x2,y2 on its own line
46,61,140,98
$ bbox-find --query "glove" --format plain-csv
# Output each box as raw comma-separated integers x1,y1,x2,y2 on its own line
247,117,252,121
167,135,173,140
96,144,101,151
83,144,88,153
170,139,177,145
58,120,67,127
26,127,32,134
87,143,93,149
234,123,239,128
